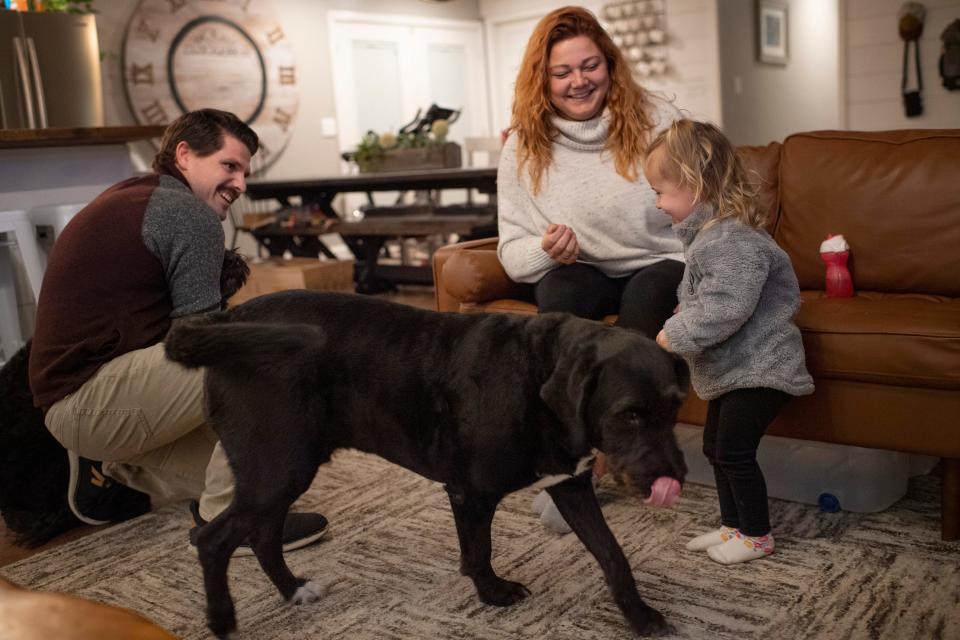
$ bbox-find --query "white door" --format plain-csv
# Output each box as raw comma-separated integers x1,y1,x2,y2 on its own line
486,14,542,134
328,13,491,212
328,21,417,157
329,12,491,164
413,25,490,147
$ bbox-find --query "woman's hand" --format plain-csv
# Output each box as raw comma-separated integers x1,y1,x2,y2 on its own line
542,224,580,264
656,329,673,352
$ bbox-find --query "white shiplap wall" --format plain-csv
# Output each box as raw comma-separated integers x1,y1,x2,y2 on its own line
846,0,960,129
642,0,723,124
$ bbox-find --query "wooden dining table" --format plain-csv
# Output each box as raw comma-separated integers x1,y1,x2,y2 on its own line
243,167,498,293
245,166,497,217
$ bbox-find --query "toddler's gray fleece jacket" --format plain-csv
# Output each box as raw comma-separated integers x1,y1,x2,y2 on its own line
662,205,814,401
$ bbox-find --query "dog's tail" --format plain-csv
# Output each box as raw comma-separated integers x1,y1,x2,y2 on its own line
164,314,326,371
0,342,82,547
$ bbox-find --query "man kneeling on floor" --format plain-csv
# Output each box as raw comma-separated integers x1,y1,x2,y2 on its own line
27,109,329,554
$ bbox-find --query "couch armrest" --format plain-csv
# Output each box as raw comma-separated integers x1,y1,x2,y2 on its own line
433,237,498,311
432,237,533,311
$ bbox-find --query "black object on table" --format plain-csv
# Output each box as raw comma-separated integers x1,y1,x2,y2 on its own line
244,168,498,294
245,167,497,217
252,210,494,294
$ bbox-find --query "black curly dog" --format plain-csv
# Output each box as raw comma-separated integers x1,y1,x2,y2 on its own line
164,290,689,638
0,249,249,547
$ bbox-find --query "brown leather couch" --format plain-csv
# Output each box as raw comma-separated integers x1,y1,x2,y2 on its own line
432,129,960,541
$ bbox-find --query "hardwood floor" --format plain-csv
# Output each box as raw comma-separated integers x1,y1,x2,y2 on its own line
0,284,436,569
371,284,436,311
0,521,100,568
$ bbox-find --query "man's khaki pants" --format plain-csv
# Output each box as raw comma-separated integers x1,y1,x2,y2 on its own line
45,343,233,521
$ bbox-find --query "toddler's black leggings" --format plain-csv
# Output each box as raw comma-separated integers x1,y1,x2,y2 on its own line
703,387,792,536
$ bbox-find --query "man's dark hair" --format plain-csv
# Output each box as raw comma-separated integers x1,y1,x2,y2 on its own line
152,109,259,173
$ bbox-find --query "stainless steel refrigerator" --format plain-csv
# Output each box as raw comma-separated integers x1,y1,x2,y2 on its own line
0,11,104,129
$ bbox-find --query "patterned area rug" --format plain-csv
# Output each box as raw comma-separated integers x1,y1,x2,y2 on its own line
2,450,958,639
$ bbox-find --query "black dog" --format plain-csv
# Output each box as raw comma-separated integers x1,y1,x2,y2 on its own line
165,290,689,638
0,249,250,547
0,341,79,545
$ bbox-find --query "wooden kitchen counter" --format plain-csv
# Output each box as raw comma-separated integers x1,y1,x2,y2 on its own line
0,125,165,149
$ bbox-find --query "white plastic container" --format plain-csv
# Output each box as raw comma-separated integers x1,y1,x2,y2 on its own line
674,423,937,513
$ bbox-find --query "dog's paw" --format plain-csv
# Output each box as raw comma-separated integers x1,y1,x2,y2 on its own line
474,576,531,607
206,605,237,640
291,580,326,604
628,606,674,638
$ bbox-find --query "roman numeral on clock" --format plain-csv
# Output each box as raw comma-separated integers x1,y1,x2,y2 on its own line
279,66,296,85
273,107,293,132
140,100,169,125
130,63,154,85
267,26,285,45
135,18,160,43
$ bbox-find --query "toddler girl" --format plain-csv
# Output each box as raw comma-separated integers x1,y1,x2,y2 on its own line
643,120,814,565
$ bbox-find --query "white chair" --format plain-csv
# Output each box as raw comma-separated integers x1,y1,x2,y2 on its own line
463,136,502,169
228,194,275,257
29,203,85,270
0,209,45,362
0,233,24,362
29,203,83,239
463,136,502,208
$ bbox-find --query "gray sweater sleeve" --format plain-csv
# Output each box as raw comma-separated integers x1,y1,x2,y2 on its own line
663,233,769,356
496,135,558,283
142,183,224,318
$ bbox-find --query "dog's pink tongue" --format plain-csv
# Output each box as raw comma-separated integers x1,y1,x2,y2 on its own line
643,477,681,508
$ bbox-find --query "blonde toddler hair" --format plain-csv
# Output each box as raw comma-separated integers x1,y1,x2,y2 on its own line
645,119,763,228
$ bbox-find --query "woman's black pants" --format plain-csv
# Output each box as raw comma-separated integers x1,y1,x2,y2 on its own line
534,260,684,339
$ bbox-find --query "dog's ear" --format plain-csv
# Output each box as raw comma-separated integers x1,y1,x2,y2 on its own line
219,249,251,309
665,353,689,401
540,341,598,454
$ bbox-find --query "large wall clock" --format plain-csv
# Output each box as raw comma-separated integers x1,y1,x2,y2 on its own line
122,0,298,174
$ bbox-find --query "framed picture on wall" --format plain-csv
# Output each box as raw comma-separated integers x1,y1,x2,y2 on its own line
757,1,788,65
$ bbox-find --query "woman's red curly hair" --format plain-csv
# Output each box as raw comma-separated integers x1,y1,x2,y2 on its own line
511,6,654,194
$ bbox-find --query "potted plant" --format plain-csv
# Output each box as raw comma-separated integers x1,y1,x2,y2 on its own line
342,105,462,173
36,0,96,12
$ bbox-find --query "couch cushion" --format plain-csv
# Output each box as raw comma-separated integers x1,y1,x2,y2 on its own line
776,130,960,297
797,291,960,390
737,142,781,234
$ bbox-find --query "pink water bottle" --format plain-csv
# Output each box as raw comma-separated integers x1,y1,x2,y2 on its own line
819,234,854,298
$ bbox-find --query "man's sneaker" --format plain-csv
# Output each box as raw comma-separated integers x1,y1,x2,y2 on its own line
67,451,151,526
187,500,328,558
